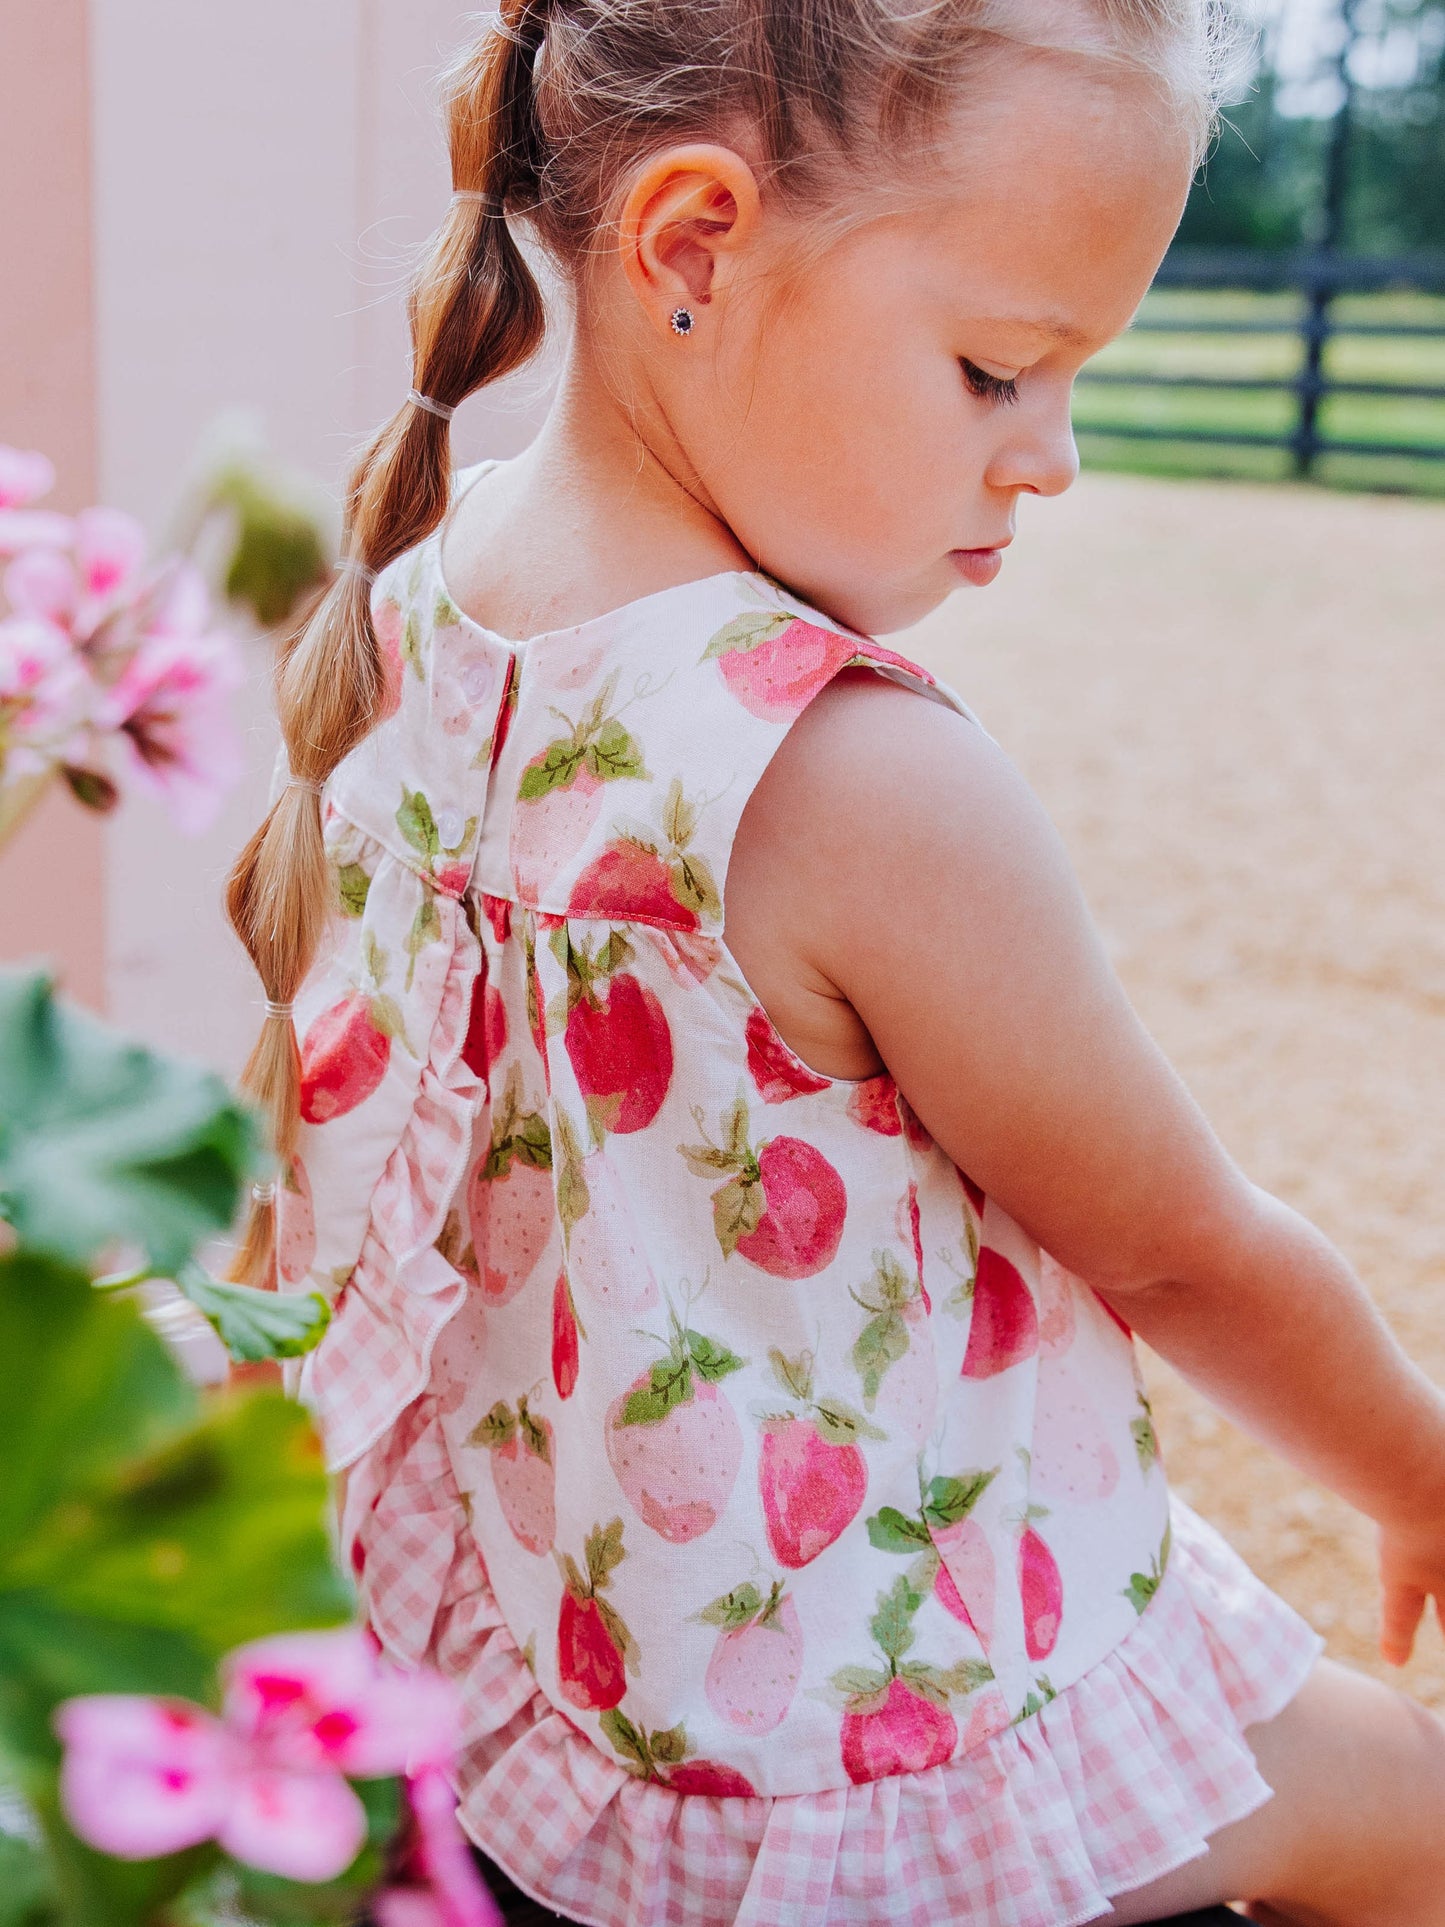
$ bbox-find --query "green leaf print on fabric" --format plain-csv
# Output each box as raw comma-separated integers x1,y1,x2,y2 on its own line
1131,1392,1161,1474
680,1092,847,1279
1122,1519,1173,1615
850,1250,927,1408
336,861,371,918
517,676,648,799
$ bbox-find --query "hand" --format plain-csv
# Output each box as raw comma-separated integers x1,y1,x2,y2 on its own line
1378,1517,1445,1665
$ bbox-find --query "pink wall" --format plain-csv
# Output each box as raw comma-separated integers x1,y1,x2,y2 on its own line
0,0,108,1012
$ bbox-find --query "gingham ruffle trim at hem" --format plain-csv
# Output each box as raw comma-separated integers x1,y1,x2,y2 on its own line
343,1398,1325,1927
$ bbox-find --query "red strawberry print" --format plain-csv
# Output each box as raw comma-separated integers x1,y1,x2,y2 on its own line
956,1166,986,1222
605,1312,744,1543
569,779,720,931
960,1247,1040,1379
847,1076,902,1135
893,1182,928,1309
1019,1521,1063,1661
466,1066,553,1306
745,1006,831,1103
551,1270,582,1400
866,1468,997,1650
598,1710,758,1796
681,1095,846,1279
469,1395,556,1555
757,1349,883,1568
555,928,673,1137
275,1153,316,1287
480,892,511,944
701,1579,804,1734
299,991,396,1123
831,1575,993,1785
555,1520,634,1711
850,1249,935,1447
702,611,857,722
511,674,648,900
460,969,507,1079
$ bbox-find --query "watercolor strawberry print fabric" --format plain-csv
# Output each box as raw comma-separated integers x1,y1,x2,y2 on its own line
274,464,1323,1925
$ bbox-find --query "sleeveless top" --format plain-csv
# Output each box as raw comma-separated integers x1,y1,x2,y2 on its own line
274,463,1321,1926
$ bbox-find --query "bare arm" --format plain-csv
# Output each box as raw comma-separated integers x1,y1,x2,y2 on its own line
727,675,1445,1662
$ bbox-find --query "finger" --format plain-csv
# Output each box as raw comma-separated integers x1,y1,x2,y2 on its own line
1380,1582,1427,1666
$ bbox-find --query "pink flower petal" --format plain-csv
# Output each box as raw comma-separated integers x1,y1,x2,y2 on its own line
95,631,245,835
5,546,78,625
75,506,146,603
375,1892,449,1927
0,615,93,743
218,1766,368,1882
54,1695,234,1861
0,508,75,556
338,1667,461,1778
0,446,56,509
406,1766,504,1927
145,559,211,640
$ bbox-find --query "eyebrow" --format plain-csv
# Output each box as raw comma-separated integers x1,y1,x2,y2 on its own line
970,314,1094,348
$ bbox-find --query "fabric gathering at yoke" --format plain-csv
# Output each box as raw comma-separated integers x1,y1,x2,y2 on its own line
273,464,1325,1926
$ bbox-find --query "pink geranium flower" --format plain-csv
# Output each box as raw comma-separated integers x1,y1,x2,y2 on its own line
0,444,73,559
95,615,245,836
0,614,93,772
54,1627,494,1910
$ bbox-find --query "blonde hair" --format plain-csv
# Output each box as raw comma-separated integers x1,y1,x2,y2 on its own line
225,0,1232,1288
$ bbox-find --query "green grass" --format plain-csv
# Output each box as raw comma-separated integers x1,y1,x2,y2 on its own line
1074,289,1445,497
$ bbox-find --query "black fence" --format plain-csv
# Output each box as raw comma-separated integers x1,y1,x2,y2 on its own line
1074,248,1445,477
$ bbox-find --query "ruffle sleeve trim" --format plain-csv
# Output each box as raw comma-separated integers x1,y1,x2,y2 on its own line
343,1404,1324,1927
295,885,483,1473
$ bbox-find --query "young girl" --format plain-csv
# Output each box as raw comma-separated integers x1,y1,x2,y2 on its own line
225,2,1445,1921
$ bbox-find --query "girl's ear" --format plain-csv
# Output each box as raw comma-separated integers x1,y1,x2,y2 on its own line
617,144,762,336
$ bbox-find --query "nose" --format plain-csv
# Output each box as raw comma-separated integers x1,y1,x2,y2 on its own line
984,391,1079,500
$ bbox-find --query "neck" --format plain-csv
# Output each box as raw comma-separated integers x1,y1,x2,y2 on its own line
443,332,754,641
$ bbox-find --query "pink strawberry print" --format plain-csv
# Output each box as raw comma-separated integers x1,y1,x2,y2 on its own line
1019,1520,1063,1661
556,1119,660,1315
372,597,407,720
745,1006,831,1103
275,1153,316,1287
1032,1353,1120,1504
850,1249,935,1447
469,1395,556,1555
466,1066,553,1306
831,1575,993,1785
866,1468,997,1649
960,1246,1040,1379
701,1579,804,1734
511,674,648,899
847,1076,902,1135
681,1094,846,1279
555,1519,634,1711
551,1270,581,1400
569,779,721,931
597,1710,758,1796
299,990,399,1123
1036,1250,1078,1357
757,1349,883,1568
606,1312,744,1543
702,610,857,722
555,927,673,1138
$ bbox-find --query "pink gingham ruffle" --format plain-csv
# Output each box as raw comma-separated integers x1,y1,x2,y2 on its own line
344,1398,1324,1927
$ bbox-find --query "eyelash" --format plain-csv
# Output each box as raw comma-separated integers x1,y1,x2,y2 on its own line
960,359,1021,407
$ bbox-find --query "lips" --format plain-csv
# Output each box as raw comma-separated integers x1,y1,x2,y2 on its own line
949,547,1005,588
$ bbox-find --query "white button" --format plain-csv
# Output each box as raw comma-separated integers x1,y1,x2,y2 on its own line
458,657,495,703
435,807,464,848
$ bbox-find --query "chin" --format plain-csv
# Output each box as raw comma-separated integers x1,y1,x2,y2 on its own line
775,568,949,644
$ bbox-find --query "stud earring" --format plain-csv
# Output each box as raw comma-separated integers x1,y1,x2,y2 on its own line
670,307,695,337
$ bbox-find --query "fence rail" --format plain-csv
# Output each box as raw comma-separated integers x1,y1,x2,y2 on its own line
1074,249,1445,477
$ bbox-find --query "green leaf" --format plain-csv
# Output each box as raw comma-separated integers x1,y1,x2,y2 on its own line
679,1143,739,1178
599,1707,647,1769
936,1658,996,1695
686,1331,745,1382
866,1507,932,1555
812,1400,887,1447
851,1310,908,1406
768,1347,814,1405
0,969,261,1276
671,852,722,922
1122,1570,1161,1615
468,1401,516,1451
175,1264,331,1364
620,1356,693,1426
336,861,371,917
700,611,792,663
401,608,425,680
585,1518,626,1591
0,1824,54,1927
588,718,647,784
395,788,440,858
1130,1410,1160,1474
922,1470,996,1529
869,1574,921,1663
698,1584,762,1630
712,1175,762,1258
511,1111,553,1171
649,1721,687,1766
830,1663,888,1699
518,738,586,801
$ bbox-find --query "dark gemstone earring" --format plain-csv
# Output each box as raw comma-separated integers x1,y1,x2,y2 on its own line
670,307,695,337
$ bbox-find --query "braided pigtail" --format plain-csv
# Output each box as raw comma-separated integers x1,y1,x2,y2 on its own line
224,3,549,1288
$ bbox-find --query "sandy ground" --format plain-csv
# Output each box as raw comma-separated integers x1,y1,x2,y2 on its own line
904,470,1445,1714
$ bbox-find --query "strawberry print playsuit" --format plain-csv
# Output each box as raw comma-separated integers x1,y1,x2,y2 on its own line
276,462,1323,1927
